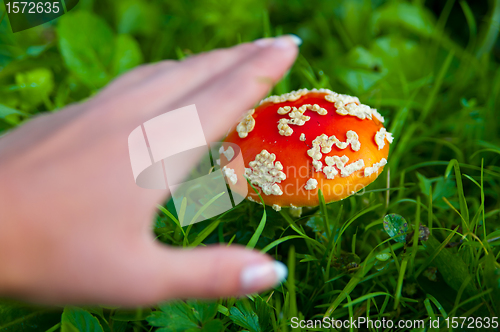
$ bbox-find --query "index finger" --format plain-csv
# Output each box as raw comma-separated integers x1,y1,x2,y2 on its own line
106,36,300,139
124,36,300,208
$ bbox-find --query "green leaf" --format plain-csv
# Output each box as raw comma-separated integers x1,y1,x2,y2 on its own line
217,304,229,316
187,300,218,325
252,297,271,332
0,104,26,119
337,46,385,93
344,46,383,70
336,68,384,94
115,0,161,35
373,2,436,37
334,0,372,46
112,308,152,322
15,68,54,107
382,214,408,243
369,35,427,85
229,301,260,332
421,236,478,298
0,300,60,331
147,306,198,332
432,177,457,205
416,172,433,198
201,319,224,332
416,172,458,210
0,28,19,68
25,44,51,58
111,34,143,77
305,215,324,233
61,307,103,332
57,11,114,89
147,301,219,332
376,253,391,261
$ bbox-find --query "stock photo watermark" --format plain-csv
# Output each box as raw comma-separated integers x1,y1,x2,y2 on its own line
3,0,79,32
127,104,247,226
127,105,374,226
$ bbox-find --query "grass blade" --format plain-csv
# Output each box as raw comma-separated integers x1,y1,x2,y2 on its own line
394,256,408,309
261,235,303,254
247,207,267,249
189,219,221,247
419,51,455,122
318,189,331,240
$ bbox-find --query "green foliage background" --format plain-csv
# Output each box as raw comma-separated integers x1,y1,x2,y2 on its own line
1,0,500,331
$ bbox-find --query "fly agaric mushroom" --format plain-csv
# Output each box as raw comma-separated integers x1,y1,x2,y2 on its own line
221,88,393,211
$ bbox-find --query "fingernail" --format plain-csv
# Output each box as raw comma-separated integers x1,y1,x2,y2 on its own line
286,34,303,46
271,35,302,49
240,261,288,293
254,35,302,49
254,37,275,47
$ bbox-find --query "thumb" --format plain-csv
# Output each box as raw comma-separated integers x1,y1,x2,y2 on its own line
139,243,287,303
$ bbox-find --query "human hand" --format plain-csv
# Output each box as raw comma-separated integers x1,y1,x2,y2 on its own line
0,36,299,306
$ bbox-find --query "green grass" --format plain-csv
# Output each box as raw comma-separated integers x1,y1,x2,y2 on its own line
1,0,500,331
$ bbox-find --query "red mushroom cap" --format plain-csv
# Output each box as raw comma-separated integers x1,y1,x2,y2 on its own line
222,89,393,210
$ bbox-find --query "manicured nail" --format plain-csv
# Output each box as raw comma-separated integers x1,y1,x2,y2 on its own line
254,37,275,47
286,34,302,46
240,261,288,293
254,35,302,49
272,35,302,49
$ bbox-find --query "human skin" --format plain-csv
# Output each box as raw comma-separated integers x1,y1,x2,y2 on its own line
0,36,298,306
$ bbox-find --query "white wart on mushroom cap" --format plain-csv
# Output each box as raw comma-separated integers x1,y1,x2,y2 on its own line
223,88,393,208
